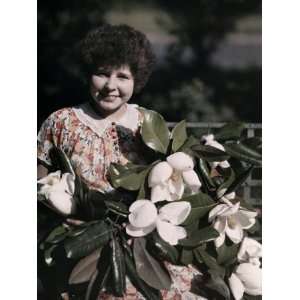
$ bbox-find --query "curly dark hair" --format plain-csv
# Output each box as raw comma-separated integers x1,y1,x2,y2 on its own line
80,24,156,94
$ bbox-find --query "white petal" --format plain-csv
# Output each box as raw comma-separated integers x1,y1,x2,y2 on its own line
208,204,228,221
48,190,73,215
61,173,75,194
156,219,187,245
128,200,157,228
215,232,226,248
229,273,245,300
150,184,172,203
166,152,194,171
219,160,230,168
201,134,215,144
37,170,61,185
226,221,243,244
238,237,262,263
159,201,191,225
221,202,240,217
182,170,202,191
235,210,255,229
126,223,156,237
236,263,262,296
205,140,225,152
168,175,184,200
214,217,226,234
148,162,173,187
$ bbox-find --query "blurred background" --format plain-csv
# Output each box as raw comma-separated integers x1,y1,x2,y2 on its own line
38,0,261,128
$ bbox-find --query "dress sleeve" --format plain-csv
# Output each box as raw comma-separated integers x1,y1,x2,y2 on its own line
37,109,70,167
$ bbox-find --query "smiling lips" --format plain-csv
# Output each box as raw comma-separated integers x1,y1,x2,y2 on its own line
98,95,119,102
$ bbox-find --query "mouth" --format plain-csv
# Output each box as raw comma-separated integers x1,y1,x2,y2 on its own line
97,94,119,102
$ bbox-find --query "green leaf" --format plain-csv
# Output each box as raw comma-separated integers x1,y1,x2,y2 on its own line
44,244,58,266
179,134,200,151
226,165,254,195
44,225,68,244
179,192,216,225
197,158,216,191
241,137,262,150
124,251,161,300
194,248,225,277
110,235,126,297
217,243,239,266
216,168,236,197
214,122,245,141
179,226,219,248
180,249,194,265
224,143,262,166
146,232,179,264
206,269,230,299
49,146,75,176
85,244,112,300
243,294,262,300
69,249,101,285
192,144,230,162
64,221,112,259
104,200,129,217
171,120,188,152
140,108,170,154
133,237,172,290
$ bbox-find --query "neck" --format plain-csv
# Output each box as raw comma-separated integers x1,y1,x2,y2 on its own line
88,100,128,122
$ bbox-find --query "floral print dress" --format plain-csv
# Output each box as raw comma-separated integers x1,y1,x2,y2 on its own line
37,102,205,300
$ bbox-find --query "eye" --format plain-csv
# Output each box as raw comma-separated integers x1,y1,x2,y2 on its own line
118,73,131,80
95,70,109,77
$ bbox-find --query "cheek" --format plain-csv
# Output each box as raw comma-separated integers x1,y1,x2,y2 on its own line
90,76,104,90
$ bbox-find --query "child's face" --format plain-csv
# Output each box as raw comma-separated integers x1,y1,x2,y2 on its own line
89,65,134,115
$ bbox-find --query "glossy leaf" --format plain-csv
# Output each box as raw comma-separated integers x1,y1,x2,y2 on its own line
179,226,219,248
194,248,225,277
111,236,126,297
206,269,230,299
179,134,200,151
124,251,161,300
216,168,236,197
44,225,68,244
104,200,129,217
140,108,170,154
44,244,57,266
171,120,188,152
49,146,75,176
198,158,216,191
179,192,216,225
224,143,262,166
180,249,194,265
241,137,262,150
146,232,179,264
64,221,112,259
133,237,172,290
69,249,101,285
85,244,112,300
192,144,230,162
214,122,244,141
226,165,254,195
216,243,239,266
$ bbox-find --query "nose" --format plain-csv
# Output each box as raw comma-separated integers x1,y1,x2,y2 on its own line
104,76,117,91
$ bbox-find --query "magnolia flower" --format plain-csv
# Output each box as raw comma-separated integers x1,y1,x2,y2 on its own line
229,263,262,300
126,199,191,245
201,134,230,168
208,202,257,247
38,170,75,215
217,188,236,205
238,237,262,267
148,152,201,203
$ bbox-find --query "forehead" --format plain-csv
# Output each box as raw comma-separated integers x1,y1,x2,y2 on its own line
97,64,132,74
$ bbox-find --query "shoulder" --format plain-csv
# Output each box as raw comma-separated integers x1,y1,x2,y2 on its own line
39,107,77,130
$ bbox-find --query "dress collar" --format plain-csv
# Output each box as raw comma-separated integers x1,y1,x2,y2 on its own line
72,102,140,137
